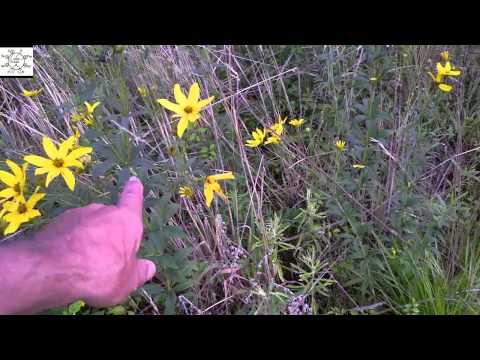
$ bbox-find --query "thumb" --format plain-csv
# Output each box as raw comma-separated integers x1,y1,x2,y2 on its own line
135,259,157,288
117,176,144,218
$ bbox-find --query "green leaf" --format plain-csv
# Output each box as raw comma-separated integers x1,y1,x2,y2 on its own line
107,305,127,315
92,160,115,177
164,291,177,315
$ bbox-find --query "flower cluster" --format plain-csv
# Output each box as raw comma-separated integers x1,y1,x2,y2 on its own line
428,50,461,93
245,116,305,148
0,95,94,235
158,83,234,208
71,101,101,133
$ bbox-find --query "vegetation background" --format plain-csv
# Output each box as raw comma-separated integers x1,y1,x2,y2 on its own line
1,45,480,315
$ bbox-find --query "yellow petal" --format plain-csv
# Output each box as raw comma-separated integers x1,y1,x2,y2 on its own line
24,155,53,168
61,168,76,191
177,116,189,138
197,96,215,109
0,188,17,199
0,171,17,187
209,171,235,181
188,83,200,103
204,184,214,208
58,136,77,158
187,112,201,123
436,62,446,75
45,168,61,187
6,160,23,182
85,101,101,114
4,220,21,235
26,208,41,220
26,192,46,208
211,182,226,200
448,69,461,76
173,84,187,105
34,168,50,175
438,83,453,92
245,140,261,147
66,146,93,162
157,99,183,114
42,137,59,160
63,158,84,168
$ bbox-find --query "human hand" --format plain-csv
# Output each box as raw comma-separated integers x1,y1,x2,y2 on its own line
32,176,156,308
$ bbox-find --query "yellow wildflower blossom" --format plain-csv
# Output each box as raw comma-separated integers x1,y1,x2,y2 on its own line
204,171,235,208
264,116,286,145
440,51,449,62
0,160,28,201
335,140,346,152
289,118,305,127
137,86,148,98
179,186,194,198
353,164,366,169
22,88,43,97
24,136,92,191
245,128,266,148
2,190,45,235
157,83,214,138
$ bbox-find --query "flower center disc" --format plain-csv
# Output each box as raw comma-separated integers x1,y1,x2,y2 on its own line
184,105,193,114
53,159,64,168
18,203,27,214
13,183,20,193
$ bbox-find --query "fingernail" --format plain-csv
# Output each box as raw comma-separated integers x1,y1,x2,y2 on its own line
128,176,140,183
147,261,156,279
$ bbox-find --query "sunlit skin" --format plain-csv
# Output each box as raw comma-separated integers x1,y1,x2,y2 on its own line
0,177,156,314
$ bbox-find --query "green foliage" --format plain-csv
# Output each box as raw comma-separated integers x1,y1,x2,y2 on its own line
3,45,480,314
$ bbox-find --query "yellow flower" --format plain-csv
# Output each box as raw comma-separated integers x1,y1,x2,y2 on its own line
245,128,266,148
438,83,453,93
427,71,443,84
179,186,194,198
289,118,305,127
22,88,43,97
138,86,148,98
440,51,449,62
0,161,28,201
437,62,461,77
335,140,346,152
157,83,214,138
369,77,378,82
204,171,235,208
71,112,84,123
73,125,81,140
264,116,286,145
24,136,92,191
428,61,461,93
84,101,101,115
353,164,366,169
2,190,45,235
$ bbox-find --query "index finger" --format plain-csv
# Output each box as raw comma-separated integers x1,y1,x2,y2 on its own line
117,176,144,218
